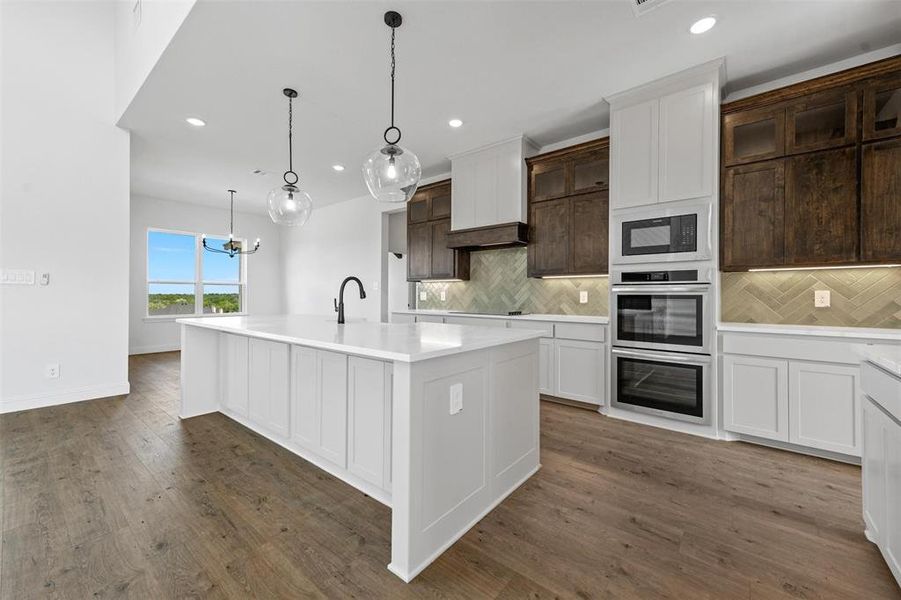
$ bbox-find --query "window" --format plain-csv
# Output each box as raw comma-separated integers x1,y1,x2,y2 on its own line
147,229,245,317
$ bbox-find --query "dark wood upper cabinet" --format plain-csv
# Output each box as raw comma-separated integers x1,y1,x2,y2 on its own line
785,88,857,154
720,57,901,270
406,180,469,282
863,73,901,141
784,148,858,266
722,160,785,270
723,106,786,166
861,138,901,262
526,138,610,277
528,198,569,276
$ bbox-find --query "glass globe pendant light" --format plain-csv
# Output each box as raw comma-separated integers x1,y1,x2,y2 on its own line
267,88,313,226
362,11,421,203
202,189,261,257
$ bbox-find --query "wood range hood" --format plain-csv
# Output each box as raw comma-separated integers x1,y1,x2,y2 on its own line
446,135,537,250
445,221,529,250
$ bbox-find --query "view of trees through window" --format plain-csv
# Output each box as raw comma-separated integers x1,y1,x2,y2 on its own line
147,230,244,316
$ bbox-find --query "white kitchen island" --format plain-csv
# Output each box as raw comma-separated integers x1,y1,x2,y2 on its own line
177,315,542,582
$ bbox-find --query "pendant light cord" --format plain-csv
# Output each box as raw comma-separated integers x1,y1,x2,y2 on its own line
390,26,396,130
288,96,294,174
229,190,235,235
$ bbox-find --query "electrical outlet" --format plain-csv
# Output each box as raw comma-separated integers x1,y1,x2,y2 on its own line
449,383,463,415
419,290,427,301
440,290,446,301
40,272,50,286
814,290,831,308
579,290,588,304
45,363,60,379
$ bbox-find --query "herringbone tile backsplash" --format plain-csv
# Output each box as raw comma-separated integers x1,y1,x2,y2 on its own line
416,247,609,315
721,268,901,329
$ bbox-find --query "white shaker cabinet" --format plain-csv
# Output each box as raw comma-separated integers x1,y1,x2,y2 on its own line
538,338,556,396
248,338,290,437
221,333,249,418
722,355,789,441
789,361,861,455
347,357,392,489
608,60,721,210
555,339,605,405
611,99,658,209
291,347,348,467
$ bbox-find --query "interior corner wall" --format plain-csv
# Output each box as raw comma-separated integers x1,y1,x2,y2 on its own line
282,195,385,323
0,1,130,413
129,195,285,354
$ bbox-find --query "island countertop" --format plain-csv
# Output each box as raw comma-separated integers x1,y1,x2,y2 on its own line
177,314,544,363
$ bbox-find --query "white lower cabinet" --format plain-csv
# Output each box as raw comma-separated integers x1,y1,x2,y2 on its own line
863,394,901,586
789,361,861,455
248,338,289,437
538,338,556,396
221,333,249,418
291,347,348,467
347,357,392,488
553,339,605,406
723,353,862,457
723,355,789,441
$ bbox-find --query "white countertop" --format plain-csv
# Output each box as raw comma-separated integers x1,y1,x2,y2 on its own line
177,315,544,363
854,343,901,378
718,322,901,341
393,309,609,325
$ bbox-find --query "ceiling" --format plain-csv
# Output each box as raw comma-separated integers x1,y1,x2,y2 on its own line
122,0,901,214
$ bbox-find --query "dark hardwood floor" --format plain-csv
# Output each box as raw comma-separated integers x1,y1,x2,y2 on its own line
1,351,898,599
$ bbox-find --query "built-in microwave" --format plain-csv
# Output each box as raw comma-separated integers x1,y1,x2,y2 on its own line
612,203,712,264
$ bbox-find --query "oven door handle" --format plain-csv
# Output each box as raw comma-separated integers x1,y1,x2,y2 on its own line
611,347,711,364
611,285,710,294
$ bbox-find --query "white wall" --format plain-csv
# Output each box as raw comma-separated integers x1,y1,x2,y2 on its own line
283,195,386,322
129,195,284,354
1,1,131,412
114,0,196,119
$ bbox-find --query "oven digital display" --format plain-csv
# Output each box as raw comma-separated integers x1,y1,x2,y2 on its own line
631,225,670,248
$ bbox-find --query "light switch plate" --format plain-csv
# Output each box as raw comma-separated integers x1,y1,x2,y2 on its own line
419,290,427,301
579,290,588,304
814,290,831,308
449,383,463,415
1,269,35,285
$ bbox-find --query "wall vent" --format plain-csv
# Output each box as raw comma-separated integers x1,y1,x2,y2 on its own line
631,0,672,17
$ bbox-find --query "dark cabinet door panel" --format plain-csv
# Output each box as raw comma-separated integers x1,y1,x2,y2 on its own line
784,148,858,265
408,196,430,223
863,74,901,142
429,186,452,219
407,222,431,281
722,160,785,270
862,139,901,261
429,219,454,279
570,192,609,274
785,89,857,154
528,198,569,276
723,106,786,166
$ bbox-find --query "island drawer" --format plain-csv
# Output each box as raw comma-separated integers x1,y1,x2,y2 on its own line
862,361,901,424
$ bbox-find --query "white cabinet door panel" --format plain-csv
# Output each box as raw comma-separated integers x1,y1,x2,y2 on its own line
348,357,389,487
451,153,477,231
248,338,290,437
291,346,319,449
538,338,555,396
221,333,249,418
883,414,901,582
611,99,659,209
863,397,887,544
659,83,714,203
723,355,789,441
555,339,605,405
789,362,861,456
318,350,349,467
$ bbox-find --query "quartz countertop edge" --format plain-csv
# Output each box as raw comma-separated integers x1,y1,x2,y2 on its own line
177,315,544,363
853,344,901,378
393,309,609,325
718,322,901,341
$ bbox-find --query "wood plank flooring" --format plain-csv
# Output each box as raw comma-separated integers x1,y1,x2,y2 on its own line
1,351,898,599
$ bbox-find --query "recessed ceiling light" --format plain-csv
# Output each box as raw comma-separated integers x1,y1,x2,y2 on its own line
448,119,463,128
689,16,716,35
185,117,206,127
332,164,345,172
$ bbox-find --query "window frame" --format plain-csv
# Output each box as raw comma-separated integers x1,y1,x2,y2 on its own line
145,227,249,320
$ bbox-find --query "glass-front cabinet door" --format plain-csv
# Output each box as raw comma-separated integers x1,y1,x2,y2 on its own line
572,151,609,194
863,74,901,141
530,160,566,202
723,107,786,166
785,88,857,154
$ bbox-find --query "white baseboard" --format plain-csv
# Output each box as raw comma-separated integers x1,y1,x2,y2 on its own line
0,381,130,414
129,344,180,355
